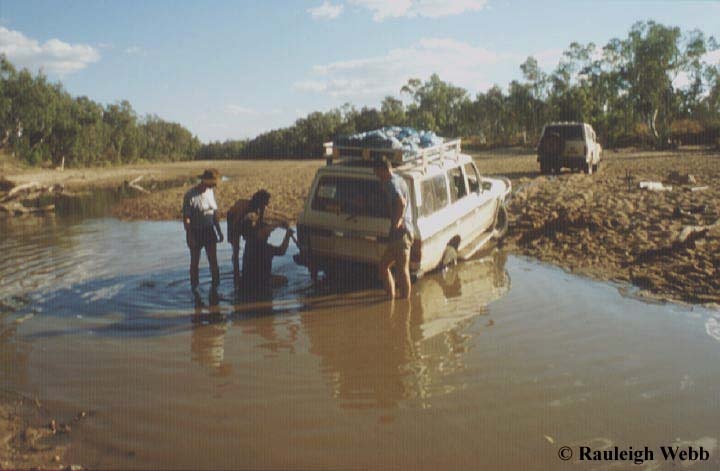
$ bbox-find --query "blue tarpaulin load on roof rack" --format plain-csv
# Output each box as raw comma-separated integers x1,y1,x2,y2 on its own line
334,127,444,155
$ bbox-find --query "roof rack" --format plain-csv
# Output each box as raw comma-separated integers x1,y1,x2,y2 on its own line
323,139,462,170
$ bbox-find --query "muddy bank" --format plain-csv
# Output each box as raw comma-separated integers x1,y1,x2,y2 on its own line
111,160,322,221
0,391,85,470
500,148,720,304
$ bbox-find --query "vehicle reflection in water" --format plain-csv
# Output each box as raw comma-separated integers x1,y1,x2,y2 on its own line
183,249,510,409
299,250,509,409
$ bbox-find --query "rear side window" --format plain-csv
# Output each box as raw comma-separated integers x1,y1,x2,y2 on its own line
419,175,449,217
464,163,480,193
312,176,389,218
544,125,584,140
447,167,467,203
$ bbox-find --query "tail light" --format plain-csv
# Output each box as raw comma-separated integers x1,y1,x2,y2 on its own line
410,239,422,263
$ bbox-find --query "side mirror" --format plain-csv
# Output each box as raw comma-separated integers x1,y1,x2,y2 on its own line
481,181,492,192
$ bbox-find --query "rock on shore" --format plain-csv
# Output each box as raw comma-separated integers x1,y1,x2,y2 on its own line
505,166,719,304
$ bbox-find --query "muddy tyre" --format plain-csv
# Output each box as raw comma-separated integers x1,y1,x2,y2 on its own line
583,161,593,175
440,245,458,270
539,160,551,175
492,203,508,240
592,162,599,173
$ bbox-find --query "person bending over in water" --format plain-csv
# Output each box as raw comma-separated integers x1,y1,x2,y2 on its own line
183,169,224,289
240,220,294,294
227,189,271,287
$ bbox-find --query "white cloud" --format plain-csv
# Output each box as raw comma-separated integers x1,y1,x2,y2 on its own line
308,1,344,20
349,0,486,21
0,26,100,75
294,37,507,101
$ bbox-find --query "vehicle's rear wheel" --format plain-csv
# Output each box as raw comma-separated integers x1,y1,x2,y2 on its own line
439,245,458,281
440,245,458,270
583,161,593,175
539,160,550,174
492,203,508,240
592,162,599,173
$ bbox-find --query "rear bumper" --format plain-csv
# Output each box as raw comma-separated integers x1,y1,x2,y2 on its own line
294,228,421,275
538,155,588,166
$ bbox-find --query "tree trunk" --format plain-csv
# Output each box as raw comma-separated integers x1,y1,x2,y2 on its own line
650,108,659,139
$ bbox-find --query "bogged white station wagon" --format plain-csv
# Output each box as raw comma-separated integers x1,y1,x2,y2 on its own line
294,137,511,280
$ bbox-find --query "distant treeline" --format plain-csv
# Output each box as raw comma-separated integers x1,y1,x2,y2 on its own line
2,20,719,167
208,20,720,159
0,57,199,167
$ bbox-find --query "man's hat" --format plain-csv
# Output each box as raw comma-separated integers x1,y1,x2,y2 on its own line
198,168,220,185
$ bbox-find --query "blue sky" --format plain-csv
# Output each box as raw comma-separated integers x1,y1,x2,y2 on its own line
1,0,718,142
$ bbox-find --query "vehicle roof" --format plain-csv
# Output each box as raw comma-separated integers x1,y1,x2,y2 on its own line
316,153,475,180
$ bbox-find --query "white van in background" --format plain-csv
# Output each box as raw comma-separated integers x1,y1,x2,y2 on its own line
294,139,511,280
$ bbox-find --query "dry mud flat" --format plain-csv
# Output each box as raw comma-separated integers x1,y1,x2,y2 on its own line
500,148,720,305
111,160,321,221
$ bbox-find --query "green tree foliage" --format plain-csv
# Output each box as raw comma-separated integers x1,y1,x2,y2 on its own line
0,55,199,167
230,21,718,157
4,20,719,165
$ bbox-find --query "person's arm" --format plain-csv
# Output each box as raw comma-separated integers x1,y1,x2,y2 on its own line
182,194,191,231
391,187,406,230
183,194,196,247
213,212,224,243
271,228,293,256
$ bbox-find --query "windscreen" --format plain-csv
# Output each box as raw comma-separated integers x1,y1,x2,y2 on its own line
544,125,584,140
311,176,390,218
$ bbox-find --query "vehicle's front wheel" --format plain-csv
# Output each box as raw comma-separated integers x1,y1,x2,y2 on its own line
583,161,593,175
592,162,599,173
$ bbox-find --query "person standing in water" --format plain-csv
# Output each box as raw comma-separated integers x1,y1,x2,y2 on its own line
373,157,414,300
183,169,224,289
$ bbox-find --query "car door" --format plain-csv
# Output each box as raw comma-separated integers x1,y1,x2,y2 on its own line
464,162,496,238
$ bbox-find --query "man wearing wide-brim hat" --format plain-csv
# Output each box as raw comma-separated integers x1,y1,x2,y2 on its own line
182,168,224,289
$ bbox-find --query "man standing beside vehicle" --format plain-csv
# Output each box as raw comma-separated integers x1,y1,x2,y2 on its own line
183,168,224,289
373,158,414,300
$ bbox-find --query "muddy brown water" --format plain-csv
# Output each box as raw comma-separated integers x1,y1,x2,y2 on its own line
1,217,720,470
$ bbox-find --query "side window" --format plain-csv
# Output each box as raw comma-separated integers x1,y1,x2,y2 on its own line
464,163,480,193
447,167,467,203
432,175,449,211
419,179,437,217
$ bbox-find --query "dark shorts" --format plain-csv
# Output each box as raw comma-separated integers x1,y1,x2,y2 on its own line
187,226,217,249
382,228,413,268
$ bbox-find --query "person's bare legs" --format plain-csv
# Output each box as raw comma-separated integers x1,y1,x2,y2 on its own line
378,254,396,299
397,255,411,300
231,240,241,287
